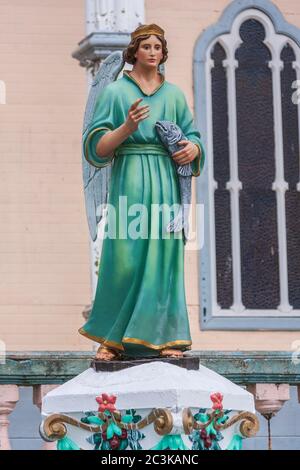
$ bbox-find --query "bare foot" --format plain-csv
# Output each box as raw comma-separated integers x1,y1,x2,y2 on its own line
95,346,121,361
160,348,184,358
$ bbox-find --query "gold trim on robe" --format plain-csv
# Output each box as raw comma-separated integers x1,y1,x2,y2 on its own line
191,143,202,177
84,126,114,168
123,70,165,96
78,327,191,352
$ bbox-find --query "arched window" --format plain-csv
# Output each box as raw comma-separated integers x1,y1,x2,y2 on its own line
194,0,300,329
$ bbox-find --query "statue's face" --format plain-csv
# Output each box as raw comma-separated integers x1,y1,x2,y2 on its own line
134,34,163,68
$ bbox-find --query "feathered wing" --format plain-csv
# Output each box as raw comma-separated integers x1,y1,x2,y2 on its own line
82,51,125,242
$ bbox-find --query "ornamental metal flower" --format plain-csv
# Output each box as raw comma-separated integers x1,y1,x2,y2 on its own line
210,392,224,411
95,393,117,413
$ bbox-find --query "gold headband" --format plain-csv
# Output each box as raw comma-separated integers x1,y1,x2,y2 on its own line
131,23,165,41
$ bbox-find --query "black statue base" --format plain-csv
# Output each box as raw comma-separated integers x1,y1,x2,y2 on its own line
91,355,200,372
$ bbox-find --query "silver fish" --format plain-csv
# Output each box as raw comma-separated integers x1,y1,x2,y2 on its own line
155,120,193,244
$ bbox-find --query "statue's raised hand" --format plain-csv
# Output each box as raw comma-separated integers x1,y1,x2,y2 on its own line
125,98,150,133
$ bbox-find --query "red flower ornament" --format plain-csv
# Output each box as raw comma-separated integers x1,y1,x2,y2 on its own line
95,393,117,413
210,392,224,411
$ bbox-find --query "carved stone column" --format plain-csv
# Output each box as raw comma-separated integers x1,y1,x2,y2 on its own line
73,0,145,74
86,0,145,34
33,385,58,450
246,383,290,450
0,385,19,450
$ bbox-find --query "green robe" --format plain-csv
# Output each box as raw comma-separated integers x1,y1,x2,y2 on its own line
79,70,205,357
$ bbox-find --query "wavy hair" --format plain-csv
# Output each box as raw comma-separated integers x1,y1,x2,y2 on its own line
123,34,168,66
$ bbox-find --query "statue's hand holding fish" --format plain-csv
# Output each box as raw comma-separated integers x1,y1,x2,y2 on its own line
171,139,199,166
155,120,197,243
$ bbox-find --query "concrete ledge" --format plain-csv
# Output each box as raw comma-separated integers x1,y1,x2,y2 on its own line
1,351,300,385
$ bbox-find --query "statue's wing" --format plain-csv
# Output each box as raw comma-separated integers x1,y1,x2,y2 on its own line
82,51,125,242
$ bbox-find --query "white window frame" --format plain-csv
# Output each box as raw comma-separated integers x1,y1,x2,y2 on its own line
194,0,300,329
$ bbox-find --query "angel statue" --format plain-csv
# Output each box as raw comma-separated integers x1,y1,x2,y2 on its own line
79,23,205,361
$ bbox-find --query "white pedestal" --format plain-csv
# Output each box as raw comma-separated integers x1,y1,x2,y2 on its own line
40,361,259,451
